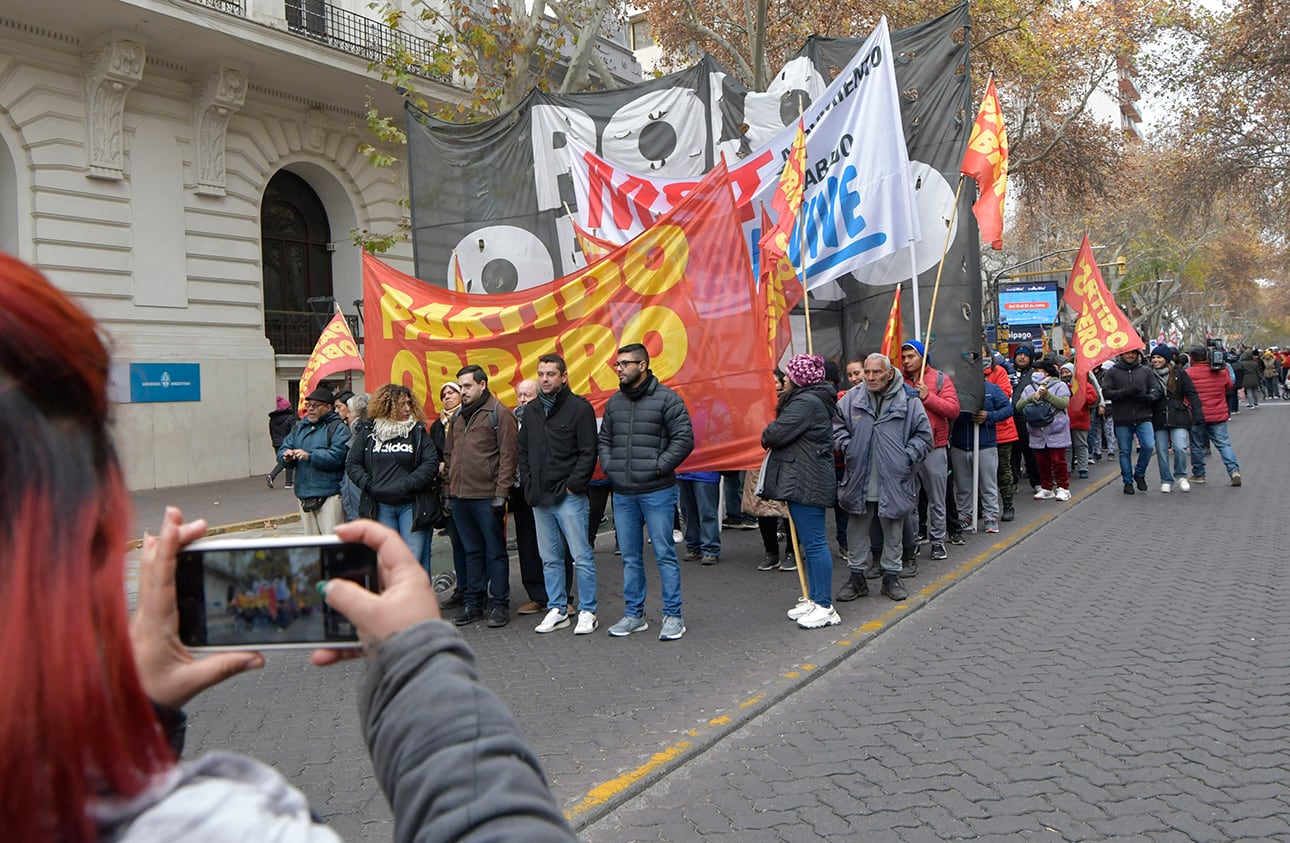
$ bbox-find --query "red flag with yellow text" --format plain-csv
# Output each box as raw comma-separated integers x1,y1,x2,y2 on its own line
880,283,904,366
758,203,804,362
297,309,364,415
1063,234,1144,386
572,219,619,263
758,118,808,258
364,162,777,471
961,78,1008,250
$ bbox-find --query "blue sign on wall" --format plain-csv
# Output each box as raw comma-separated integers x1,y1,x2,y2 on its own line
998,281,1059,325
129,363,201,403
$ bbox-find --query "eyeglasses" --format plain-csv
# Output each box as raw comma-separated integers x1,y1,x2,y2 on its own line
614,359,644,369
304,401,329,409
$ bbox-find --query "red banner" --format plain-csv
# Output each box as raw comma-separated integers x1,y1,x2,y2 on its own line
1063,234,1143,387
961,78,1008,250
364,164,777,471
298,310,364,415
880,282,904,367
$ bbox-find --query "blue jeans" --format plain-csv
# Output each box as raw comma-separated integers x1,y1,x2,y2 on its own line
533,493,598,615
678,479,721,557
377,501,428,570
1114,421,1155,484
613,487,682,618
1189,421,1240,477
449,498,509,608
787,501,833,608
1154,427,1190,484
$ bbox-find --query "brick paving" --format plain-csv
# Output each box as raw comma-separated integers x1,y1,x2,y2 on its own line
154,403,1286,840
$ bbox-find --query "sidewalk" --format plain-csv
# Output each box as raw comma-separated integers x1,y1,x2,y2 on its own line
130,475,300,543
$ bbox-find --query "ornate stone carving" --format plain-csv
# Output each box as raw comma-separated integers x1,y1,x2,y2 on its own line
84,35,146,180
193,63,248,196
303,108,328,153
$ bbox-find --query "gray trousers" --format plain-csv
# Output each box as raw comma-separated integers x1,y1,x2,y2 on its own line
914,446,949,542
949,444,1001,524
846,505,905,575
1068,428,1090,473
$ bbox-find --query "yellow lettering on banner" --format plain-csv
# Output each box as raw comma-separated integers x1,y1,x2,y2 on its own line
338,339,359,356
1070,267,1093,298
380,285,415,339
391,349,429,402
425,349,464,390
408,302,452,340
513,340,551,378
455,306,506,340
556,273,592,322
622,225,688,296
1106,331,1131,350
494,304,527,335
557,323,619,394
1098,308,1119,333
528,288,563,330
321,344,344,360
471,346,520,387
621,305,688,382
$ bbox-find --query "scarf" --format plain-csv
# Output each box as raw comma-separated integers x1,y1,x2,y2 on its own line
620,372,656,402
459,391,490,422
538,388,560,417
372,416,417,444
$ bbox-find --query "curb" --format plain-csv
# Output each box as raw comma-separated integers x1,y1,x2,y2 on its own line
566,469,1119,830
125,512,301,550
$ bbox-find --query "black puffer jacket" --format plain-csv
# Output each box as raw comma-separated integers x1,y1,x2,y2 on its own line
759,383,839,510
519,387,598,508
1100,356,1163,424
268,408,296,450
597,375,694,494
1150,365,1202,430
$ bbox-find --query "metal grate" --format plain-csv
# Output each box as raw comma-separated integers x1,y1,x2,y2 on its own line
186,0,246,14
265,310,361,356
284,0,439,73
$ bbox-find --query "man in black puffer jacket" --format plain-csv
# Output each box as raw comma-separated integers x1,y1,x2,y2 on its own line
1100,347,1164,494
597,342,694,641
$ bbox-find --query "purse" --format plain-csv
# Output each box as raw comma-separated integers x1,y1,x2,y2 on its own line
412,485,445,531
299,496,328,513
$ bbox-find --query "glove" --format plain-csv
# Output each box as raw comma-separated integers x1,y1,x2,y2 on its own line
491,496,507,514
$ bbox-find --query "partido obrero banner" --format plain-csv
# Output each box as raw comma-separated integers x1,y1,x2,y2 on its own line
566,18,918,292
366,165,777,470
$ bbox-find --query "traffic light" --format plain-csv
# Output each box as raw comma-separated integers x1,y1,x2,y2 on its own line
1115,255,1127,275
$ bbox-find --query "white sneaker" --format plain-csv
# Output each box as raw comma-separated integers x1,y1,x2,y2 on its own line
1033,488,1056,500
1178,477,1191,493
1055,487,1071,501
786,599,816,620
535,608,570,634
1160,482,1172,494
797,603,842,629
573,611,598,635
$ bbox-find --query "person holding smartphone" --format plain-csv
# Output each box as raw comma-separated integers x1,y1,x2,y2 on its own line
0,254,575,843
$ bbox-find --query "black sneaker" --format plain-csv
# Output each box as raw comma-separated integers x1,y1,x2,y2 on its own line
757,553,779,571
1135,475,1147,491
1123,483,1135,495
1001,503,1015,522
929,542,947,561
836,572,869,601
948,532,966,546
454,605,484,626
485,606,510,628
900,559,919,578
439,590,465,610
881,574,908,601
863,554,883,579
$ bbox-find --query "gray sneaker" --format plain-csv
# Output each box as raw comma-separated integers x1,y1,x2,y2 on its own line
608,615,649,637
659,615,686,641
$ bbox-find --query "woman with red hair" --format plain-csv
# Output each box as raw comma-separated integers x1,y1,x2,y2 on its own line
0,254,574,841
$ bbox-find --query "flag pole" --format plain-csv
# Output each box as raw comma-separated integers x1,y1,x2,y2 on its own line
786,511,810,604
909,243,923,341
919,176,966,384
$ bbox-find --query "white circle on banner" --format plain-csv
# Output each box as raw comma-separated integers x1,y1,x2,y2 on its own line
848,160,958,289
449,226,555,293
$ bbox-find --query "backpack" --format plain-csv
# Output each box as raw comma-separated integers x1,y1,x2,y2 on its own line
1023,384,1057,427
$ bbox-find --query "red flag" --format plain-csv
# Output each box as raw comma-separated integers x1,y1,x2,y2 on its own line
452,252,467,293
758,118,808,257
1063,234,1144,386
880,283,904,367
757,204,804,361
297,309,364,416
572,219,617,263
961,78,1008,249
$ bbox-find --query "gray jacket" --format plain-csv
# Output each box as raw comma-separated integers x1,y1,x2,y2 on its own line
94,622,575,843
834,374,933,519
597,374,694,494
759,383,839,510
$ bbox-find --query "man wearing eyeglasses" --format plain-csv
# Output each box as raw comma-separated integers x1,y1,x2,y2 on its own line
278,386,352,535
597,343,695,641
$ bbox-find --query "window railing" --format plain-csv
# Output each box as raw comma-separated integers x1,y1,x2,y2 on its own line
186,0,245,14
284,0,438,72
266,310,360,356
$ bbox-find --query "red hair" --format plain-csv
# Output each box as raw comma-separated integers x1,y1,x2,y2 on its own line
0,254,172,840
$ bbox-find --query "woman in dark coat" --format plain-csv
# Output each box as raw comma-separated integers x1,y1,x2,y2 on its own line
759,354,841,630
266,396,296,488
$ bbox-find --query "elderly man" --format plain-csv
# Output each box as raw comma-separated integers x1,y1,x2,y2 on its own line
278,387,351,535
835,353,934,602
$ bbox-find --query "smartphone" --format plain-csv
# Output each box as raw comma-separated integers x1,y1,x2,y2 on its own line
176,535,379,651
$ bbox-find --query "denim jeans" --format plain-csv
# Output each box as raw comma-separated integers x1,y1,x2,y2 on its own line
449,497,510,609
678,479,721,557
1114,421,1155,484
613,487,682,618
377,501,428,570
533,493,598,615
787,501,833,608
1154,427,1190,484
1189,421,1240,477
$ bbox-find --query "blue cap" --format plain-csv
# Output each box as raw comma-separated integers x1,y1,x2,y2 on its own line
901,339,926,359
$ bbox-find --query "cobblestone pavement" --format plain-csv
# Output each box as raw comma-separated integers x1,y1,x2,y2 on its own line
583,405,1289,841
160,404,1285,841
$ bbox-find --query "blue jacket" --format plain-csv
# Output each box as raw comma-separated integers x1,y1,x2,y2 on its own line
278,410,351,499
950,382,1012,450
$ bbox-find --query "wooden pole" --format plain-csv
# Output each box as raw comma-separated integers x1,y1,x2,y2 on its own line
786,511,810,604
919,175,966,385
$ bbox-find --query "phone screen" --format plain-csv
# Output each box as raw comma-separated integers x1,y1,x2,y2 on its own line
176,537,378,650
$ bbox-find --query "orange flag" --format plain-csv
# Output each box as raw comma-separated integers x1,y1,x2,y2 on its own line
758,204,805,361
452,251,467,293
297,309,364,416
758,118,808,257
961,78,1008,250
572,219,617,263
1062,234,1144,387
880,282,904,367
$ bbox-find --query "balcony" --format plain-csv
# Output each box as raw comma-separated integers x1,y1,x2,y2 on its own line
266,309,361,356
187,0,245,12
284,0,442,76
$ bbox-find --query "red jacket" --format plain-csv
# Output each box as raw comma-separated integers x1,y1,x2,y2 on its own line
1188,364,1234,423
904,365,960,448
1064,370,1099,431
985,363,1018,444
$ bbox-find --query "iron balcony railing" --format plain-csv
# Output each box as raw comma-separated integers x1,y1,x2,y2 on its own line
265,310,361,356
187,0,245,14
285,0,437,70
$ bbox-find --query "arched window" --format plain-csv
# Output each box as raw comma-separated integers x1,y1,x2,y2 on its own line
262,170,333,354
